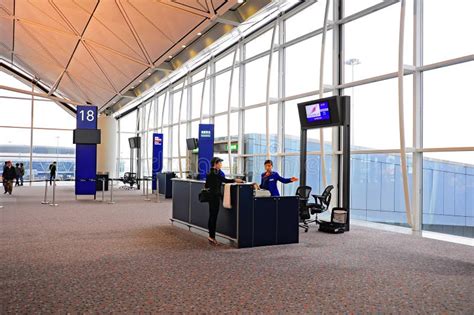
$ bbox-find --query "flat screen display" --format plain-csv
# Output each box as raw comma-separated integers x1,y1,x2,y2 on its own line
305,101,330,122
186,138,199,150
128,137,141,149
73,129,101,144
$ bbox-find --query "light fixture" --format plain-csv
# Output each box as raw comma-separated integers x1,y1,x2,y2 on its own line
168,55,173,58
197,32,202,36
131,86,134,89
181,45,186,48
139,80,142,83
237,0,244,3
148,72,152,76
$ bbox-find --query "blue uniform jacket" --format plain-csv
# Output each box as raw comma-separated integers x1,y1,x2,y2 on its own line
260,171,292,196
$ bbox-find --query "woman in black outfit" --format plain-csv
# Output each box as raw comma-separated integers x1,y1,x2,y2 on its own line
205,157,243,245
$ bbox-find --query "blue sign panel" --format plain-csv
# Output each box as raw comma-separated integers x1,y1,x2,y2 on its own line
152,133,163,190
75,106,98,195
198,124,214,180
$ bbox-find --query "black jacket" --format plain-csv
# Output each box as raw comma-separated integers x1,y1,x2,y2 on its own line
205,168,235,196
2,166,17,181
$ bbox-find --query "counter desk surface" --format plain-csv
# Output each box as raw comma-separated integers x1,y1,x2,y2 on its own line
171,178,299,248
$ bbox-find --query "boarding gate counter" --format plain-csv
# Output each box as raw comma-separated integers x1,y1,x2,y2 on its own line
171,178,299,248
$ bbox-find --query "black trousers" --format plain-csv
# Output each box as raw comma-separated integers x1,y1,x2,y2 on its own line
49,174,55,185
208,197,220,239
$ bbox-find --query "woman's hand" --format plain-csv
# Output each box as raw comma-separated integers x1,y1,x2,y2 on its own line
290,177,298,182
235,178,244,183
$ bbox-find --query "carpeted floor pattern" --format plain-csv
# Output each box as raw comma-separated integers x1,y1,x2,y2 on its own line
1,185,473,313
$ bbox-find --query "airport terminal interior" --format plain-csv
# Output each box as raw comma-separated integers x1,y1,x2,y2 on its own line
1,0,473,313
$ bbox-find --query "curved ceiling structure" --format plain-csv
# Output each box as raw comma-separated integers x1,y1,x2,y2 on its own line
0,0,258,112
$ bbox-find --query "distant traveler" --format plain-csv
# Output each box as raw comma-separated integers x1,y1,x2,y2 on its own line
260,159,298,196
2,161,6,193
19,163,25,186
204,157,243,246
49,161,57,186
2,161,17,195
15,163,21,186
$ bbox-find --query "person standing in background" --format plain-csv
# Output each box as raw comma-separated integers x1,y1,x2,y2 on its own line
49,161,57,186
19,163,25,186
2,161,17,195
2,161,7,193
15,163,21,187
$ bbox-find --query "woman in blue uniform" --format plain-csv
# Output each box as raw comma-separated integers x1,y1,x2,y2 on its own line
259,160,298,196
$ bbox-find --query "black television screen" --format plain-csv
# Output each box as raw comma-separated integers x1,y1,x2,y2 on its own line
298,96,342,129
128,137,141,149
73,129,101,144
186,138,199,150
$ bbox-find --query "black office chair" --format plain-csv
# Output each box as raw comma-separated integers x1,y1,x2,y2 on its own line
296,185,334,232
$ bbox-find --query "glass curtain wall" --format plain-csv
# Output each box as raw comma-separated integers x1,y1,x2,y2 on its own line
118,0,473,238
0,71,76,184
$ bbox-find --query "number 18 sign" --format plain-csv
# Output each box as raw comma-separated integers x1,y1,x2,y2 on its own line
77,106,97,129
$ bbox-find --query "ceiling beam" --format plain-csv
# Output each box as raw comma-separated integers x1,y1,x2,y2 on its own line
0,84,83,105
158,0,212,18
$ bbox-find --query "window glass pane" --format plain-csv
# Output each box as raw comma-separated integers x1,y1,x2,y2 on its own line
344,5,401,82
215,69,239,114
423,62,474,148
245,55,278,106
172,86,187,124
350,153,413,228
215,50,239,72
344,76,413,150
214,113,238,140
119,112,137,132
191,81,210,119
283,154,333,197
285,1,333,42
422,151,474,238
244,105,278,154
424,0,474,64
192,67,206,81
245,28,278,59
284,97,309,153
0,71,32,127
244,155,277,183
344,0,383,17
285,33,332,97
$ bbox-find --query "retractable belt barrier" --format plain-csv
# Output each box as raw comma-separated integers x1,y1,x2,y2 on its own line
1,177,164,207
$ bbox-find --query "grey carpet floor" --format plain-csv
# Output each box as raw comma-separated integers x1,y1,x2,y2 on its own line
1,185,473,314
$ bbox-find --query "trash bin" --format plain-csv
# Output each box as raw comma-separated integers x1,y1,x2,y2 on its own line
96,172,109,191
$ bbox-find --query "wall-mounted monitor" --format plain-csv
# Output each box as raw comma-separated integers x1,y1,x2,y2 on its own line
128,136,141,149
73,129,101,144
186,138,199,150
298,96,343,129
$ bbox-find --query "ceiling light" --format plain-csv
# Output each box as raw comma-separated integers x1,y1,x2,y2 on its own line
148,73,152,76
237,0,244,3
131,86,134,89
181,45,186,48
168,55,173,58
139,80,142,83
197,32,202,36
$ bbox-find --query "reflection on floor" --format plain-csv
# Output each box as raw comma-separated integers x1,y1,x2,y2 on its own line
1,185,473,313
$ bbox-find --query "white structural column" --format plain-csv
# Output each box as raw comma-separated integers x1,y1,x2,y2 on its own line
318,0,331,188
29,81,34,186
227,49,238,173
200,64,210,124
177,78,188,178
265,24,277,160
97,115,118,176
160,89,168,134
397,0,413,227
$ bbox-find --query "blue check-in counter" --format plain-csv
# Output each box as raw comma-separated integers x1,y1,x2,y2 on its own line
171,178,299,248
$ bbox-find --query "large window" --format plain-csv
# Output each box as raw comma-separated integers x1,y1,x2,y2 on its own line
0,71,76,182
116,0,473,239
